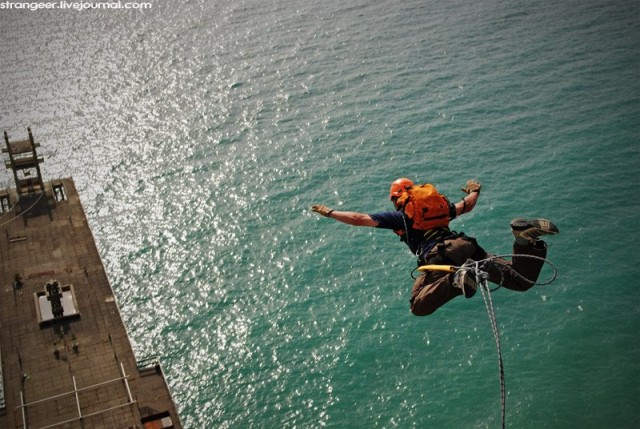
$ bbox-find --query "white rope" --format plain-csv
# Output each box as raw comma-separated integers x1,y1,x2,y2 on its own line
458,254,557,429
469,261,506,429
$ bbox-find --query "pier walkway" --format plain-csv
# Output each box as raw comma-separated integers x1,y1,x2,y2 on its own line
1,130,181,428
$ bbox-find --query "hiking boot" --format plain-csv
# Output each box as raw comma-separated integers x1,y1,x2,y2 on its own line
453,269,477,298
510,218,559,246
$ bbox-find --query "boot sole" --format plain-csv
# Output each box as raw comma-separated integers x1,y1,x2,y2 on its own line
510,218,559,234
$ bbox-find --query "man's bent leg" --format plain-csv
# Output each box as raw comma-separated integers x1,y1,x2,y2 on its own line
485,241,547,292
410,272,462,316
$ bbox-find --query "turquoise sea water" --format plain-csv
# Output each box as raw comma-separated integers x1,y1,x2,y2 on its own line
1,0,639,427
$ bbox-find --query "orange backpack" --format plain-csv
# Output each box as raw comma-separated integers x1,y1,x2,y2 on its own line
396,183,451,230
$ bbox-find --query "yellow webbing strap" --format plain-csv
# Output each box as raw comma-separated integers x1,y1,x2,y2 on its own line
417,264,457,273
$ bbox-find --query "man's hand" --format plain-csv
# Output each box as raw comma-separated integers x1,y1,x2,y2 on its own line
311,205,333,217
461,180,481,194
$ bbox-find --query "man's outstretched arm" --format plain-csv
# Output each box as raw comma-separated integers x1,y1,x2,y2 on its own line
311,205,380,227
454,180,481,217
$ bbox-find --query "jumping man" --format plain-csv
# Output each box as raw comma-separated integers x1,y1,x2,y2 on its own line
311,178,558,316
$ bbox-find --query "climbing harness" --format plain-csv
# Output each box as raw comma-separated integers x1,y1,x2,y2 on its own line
409,230,488,279
418,254,558,429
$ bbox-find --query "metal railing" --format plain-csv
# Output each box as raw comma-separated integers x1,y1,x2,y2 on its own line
17,362,134,429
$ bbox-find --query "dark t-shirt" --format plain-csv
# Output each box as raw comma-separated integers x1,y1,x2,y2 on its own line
369,205,457,255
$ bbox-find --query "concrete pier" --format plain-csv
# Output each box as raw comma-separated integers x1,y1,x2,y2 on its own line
1,131,181,428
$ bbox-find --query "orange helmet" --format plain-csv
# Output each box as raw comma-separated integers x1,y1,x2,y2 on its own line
389,178,414,199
